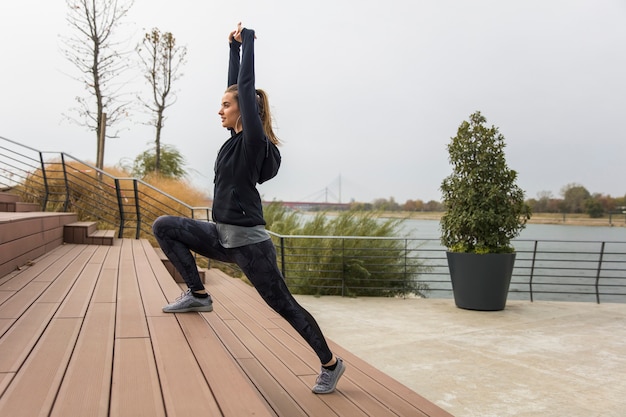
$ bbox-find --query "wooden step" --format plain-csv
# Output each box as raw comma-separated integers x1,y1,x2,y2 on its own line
0,193,20,204
14,202,41,212
0,212,78,278
0,193,21,212
63,222,116,246
0,239,454,417
0,194,40,212
154,247,206,284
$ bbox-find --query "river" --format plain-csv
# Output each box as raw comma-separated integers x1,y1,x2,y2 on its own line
293,213,626,302
395,219,626,303
401,218,626,242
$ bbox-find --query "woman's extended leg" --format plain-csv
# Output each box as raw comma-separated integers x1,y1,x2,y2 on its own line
231,239,345,393
231,239,333,362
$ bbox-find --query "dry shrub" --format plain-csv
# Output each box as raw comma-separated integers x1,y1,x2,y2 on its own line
19,159,211,241
141,173,209,208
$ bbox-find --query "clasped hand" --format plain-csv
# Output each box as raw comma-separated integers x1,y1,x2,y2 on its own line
228,22,256,43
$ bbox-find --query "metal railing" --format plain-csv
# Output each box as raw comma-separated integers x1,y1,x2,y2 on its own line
3,135,625,303
269,232,626,303
1,135,210,241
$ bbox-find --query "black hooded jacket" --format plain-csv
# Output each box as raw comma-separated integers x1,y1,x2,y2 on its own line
212,28,275,227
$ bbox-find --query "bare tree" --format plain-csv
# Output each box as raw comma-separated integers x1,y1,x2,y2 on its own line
62,0,134,170
137,28,187,175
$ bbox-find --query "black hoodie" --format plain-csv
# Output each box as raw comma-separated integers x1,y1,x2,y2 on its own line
212,28,274,227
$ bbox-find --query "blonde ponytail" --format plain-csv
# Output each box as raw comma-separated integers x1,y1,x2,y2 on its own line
255,89,280,145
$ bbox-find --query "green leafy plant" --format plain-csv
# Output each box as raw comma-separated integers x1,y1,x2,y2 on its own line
440,111,531,253
262,204,430,297
126,144,188,179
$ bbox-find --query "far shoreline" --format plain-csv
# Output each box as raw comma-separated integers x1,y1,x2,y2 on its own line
304,211,626,228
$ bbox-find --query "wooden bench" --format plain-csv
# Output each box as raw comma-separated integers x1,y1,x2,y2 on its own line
0,238,453,417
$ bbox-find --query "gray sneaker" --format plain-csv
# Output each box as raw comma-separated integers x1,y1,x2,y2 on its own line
162,289,213,313
312,357,345,394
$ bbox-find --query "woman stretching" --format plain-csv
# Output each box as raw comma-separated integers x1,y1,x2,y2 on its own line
152,23,345,395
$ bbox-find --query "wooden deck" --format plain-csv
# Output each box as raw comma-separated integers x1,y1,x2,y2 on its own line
0,238,453,417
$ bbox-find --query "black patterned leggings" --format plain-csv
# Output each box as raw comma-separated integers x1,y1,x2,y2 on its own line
152,215,333,364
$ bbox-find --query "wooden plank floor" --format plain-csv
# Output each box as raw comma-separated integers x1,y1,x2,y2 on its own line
0,238,453,417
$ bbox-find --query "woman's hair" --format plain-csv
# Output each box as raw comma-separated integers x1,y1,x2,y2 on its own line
225,84,280,145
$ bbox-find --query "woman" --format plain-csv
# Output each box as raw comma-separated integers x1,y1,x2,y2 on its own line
152,23,345,395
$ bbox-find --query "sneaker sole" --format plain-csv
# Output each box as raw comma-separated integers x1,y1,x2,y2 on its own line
312,361,346,394
162,305,214,313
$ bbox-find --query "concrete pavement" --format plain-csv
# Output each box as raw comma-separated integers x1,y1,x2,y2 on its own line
294,296,626,417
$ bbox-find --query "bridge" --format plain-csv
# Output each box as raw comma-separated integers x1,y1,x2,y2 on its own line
269,201,351,211
271,175,355,211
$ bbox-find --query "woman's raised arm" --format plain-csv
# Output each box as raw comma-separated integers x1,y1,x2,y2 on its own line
237,27,265,142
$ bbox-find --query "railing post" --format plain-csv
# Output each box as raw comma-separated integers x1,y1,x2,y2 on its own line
404,238,408,299
39,152,49,210
529,241,538,302
133,179,141,239
114,179,125,238
595,242,605,304
341,238,345,297
279,236,286,280
60,154,71,212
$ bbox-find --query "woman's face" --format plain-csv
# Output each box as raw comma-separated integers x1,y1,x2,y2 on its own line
219,92,241,131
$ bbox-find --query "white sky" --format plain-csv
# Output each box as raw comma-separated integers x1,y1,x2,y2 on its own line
1,0,625,204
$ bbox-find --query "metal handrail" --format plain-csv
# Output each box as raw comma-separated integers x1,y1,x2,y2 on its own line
0,135,210,241
268,231,626,303
2,135,625,303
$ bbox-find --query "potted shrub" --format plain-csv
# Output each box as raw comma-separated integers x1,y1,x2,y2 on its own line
440,111,531,311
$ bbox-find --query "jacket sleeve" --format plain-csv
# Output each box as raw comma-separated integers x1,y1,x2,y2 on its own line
227,39,240,87
237,28,266,145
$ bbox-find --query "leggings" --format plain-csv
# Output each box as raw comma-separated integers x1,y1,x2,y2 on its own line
152,215,333,364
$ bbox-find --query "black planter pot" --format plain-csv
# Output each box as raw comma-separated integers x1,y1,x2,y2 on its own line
446,252,516,311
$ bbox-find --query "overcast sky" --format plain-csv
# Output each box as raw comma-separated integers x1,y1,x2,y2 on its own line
1,0,625,204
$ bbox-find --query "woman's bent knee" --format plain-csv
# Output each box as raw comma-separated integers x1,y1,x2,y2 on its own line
152,215,177,235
